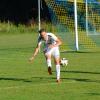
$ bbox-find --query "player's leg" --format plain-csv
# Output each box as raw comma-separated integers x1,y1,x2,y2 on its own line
53,47,61,82
44,52,52,75
54,57,61,83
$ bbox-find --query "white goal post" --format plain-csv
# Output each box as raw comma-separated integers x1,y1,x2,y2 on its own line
38,0,41,30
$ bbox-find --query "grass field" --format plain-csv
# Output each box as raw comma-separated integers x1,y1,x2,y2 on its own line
0,33,100,100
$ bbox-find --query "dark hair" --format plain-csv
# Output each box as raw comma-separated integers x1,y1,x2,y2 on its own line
38,28,46,34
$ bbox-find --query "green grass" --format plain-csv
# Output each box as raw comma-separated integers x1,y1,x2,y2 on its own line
0,33,100,100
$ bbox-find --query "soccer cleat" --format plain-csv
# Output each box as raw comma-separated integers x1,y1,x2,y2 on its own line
56,79,61,83
48,67,52,75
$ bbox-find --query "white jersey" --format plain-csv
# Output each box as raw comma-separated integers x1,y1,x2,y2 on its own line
38,32,57,46
38,33,58,53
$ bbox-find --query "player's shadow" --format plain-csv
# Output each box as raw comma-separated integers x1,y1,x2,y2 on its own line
0,77,55,83
61,77,100,83
61,70,100,83
61,50,100,53
0,70,100,84
85,93,100,96
0,77,32,83
31,76,56,81
52,70,100,83
31,76,100,84
1,76,100,84
61,70,100,75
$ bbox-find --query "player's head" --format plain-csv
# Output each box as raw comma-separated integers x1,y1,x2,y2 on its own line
38,29,46,34
39,29,47,40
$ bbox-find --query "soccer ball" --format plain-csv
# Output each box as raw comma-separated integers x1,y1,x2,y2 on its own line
60,58,68,67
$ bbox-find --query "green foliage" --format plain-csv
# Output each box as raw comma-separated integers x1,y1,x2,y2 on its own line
0,22,57,34
0,22,38,34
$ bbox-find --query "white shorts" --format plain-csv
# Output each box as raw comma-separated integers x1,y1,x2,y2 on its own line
44,47,60,58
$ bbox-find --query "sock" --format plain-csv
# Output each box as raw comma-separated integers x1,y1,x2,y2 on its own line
56,64,60,80
47,59,52,67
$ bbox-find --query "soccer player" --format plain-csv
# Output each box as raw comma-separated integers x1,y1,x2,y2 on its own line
29,29,62,83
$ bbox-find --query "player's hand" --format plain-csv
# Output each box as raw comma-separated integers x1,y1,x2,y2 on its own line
29,57,34,63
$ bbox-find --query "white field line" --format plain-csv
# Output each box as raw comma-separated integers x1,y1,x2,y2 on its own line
0,81,76,90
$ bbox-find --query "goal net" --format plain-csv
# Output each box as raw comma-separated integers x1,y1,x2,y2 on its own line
86,0,100,35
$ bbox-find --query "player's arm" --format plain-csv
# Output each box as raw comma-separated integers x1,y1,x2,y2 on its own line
55,37,62,46
49,33,62,48
29,43,41,62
